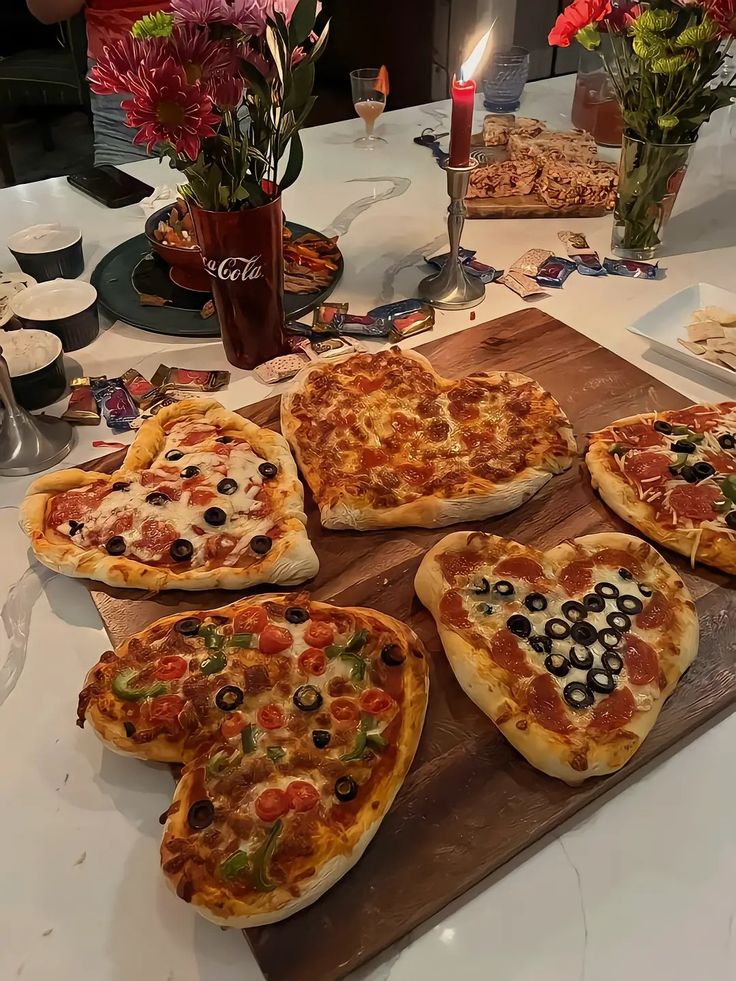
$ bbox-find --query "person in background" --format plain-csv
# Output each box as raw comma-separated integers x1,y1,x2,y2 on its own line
26,0,169,165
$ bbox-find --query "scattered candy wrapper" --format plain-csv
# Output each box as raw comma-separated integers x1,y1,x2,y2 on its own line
254,352,310,384
367,298,426,320
284,320,313,337
536,257,576,289
603,257,660,279
575,253,606,276
91,377,139,433
558,231,597,258
150,364,230,392
313,301,349,330
498,271,548,300
464,258,503,284
309,336,365,359
121,368,157,407
389,308,435,342
334,313,391,338
510,249,553,277
425,247,476,270
62,377,100,425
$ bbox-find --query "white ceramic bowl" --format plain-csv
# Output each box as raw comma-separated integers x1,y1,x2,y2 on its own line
10,279,99,351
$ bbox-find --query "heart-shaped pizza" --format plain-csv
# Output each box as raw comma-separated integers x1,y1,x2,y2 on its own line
281,349,576,530
77,593,428,926
415,531,697,783
21,399,318,590
587,401,736,573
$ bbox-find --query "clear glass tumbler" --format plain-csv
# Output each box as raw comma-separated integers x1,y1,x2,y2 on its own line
482,47,530,113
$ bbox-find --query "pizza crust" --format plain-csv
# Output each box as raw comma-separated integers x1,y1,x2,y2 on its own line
281,349,576,531
415,531,698,784
20,399,319,590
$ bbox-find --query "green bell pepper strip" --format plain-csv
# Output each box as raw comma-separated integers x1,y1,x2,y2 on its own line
341,714,385,761
207,747,241,777
241,724,261,755
712,497,731,514
670,425,704,442
721,475,736,504
251,819,283,891
228,632,257,649
345,628,369,653
112,668,168,702
326,629,370,680
266,746,286,763
608,443,630,457
669,453,690,472
199,625,224,651
219,849,251,880
201,651,228,676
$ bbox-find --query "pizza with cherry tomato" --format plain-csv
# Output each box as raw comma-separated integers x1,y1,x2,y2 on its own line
415,531,697,784
281,349,576,530
77,593,428,926
21,399,318,590
587,402,736,574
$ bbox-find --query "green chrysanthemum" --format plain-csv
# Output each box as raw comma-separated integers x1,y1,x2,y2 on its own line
634,9,678,34
674,17,720,49
657,115,679,130
651,53,690,74
575,24,601,51
131,12,174,39
633,35,668,61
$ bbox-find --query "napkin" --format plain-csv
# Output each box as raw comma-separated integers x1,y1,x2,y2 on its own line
139,186,179,217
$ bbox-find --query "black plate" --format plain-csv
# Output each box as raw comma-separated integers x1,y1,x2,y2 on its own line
91,222,343,339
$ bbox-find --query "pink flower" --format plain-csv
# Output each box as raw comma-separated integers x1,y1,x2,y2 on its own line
169,23,232,84
121,57,220,159
706,0,736,35
548,0,612,47
89,35,162,94
208,75,245,108
266,0,321,24
170,0,269,33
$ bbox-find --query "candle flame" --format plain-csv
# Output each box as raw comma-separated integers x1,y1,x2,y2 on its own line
459,26,493,82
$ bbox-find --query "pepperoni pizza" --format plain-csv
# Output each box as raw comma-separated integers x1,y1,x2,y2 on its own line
77,593,428,926
415,531,697,783
281,349,576,530
587,402,736,573
21,399,318,590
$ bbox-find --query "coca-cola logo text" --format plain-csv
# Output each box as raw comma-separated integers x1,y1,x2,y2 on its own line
204,256,264,282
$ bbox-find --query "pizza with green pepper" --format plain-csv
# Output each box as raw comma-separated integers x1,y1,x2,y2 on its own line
77,593,428,926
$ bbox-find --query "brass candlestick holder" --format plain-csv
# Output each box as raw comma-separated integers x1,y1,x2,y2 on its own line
418,159,484,310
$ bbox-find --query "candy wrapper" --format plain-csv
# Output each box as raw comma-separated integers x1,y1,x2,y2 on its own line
254,352,310,384
62,377,100,425
121,368,157,407
425,247,476,270
536,257,576,289
498,272,548,300
313,301,349,330
603,257,660,279
334,313,391,338
510,249,553,277
150,364,230,392
366,299,435,341
465,259,504,284
558,231,597,258
310,336,365,359
91,377,139,433
575,253,606,276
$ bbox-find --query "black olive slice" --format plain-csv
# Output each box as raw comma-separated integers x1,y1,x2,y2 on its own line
204,507,227,526
545,618,571,640
617,594,643,615
524,592,548,612
693,461,715,481
718,433,736,450
215,686,244,711
653,420,673,434
285,606,310,624
293,685,323,712
187,799,215,830
217,478,238,495
570,621,598,646
561,600,587,623
334,775,358,802
602,651,624,674
170,539,194,562
175,617,201,636
563,682,594,709
638,582,653,597
146,491,170,506
583,593,606,613
250,536,272,555
123,721,136,737
381,643,406,666
493,580,514,597
258,462,278,479
569,646,594,670
180,466,200,479
607,611,631,632
476,602,494,616
671,439,696,454
216,436,234,444
165,449,183,461
679,465,697,484
529,634,552,654
598,627,622,649
111,481,130,492
618,568,634,581
544,653,570,677
471,577,490,595
507,614,532,638
312,729,331,749
106,535,126,556
587,668,616,694
68,520,84,536
594,581,619,599
727,512,736,530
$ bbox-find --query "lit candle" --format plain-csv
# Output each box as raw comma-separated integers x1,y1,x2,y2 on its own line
448,27,493,169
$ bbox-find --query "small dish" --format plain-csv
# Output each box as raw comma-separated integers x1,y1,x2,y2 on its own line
8,223,84,281
0,327,66,409
10,278,99,351
0,272,37,326
144,205,210,293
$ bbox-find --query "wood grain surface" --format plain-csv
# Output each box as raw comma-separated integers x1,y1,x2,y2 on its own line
82,309,736,981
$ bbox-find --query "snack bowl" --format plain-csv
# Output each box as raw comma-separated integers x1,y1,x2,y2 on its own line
0,327,66,409
144,204,210,293
8,223,84,281
10,279,99,352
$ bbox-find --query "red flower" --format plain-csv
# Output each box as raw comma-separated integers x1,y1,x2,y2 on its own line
89,35,160,94
604,1,642,32
208,74,245,108
548,0,613,47
706,0,736,36
122,57,219,160
169,23,232,84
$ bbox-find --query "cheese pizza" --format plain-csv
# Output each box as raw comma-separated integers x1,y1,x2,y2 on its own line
281,349,576,530
77,593,428,926
415,531,697,783
21,399,318,590
587,402,736,573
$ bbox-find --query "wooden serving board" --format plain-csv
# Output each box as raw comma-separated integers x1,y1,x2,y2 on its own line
82,310,736,981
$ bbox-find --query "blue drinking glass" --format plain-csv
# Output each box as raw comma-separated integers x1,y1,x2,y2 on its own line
482,47,530,113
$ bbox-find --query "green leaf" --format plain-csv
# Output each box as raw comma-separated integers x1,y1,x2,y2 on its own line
284,60,315,112
308,19,330,64
289,0,317,46
575,24,600,51
239,59,270,104
266,24,286,84
279,130,304,191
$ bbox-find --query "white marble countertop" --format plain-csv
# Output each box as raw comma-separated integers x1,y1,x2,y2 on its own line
1,75,736,981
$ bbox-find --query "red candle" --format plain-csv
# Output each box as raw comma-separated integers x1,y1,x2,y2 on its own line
449,75,475,168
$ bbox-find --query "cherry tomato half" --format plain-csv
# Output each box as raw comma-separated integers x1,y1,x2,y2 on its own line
255,788,290,822
257,703,285,730
286,781,320,813
330,697,360,724
234,606,268,634
359,688,395,716
220,712,247,739
154,655,188,681
148,694,186,724
259,624,293,655
303,621,335,649
298,647,327,677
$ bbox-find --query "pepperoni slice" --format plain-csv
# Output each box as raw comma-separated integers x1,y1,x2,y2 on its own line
134,519,178,553
623,451,671,486
527,673,573,733
154,656,188,680
189,487,217,507
392,413,420,436
666,407,721,431
255,788,290,822
494,556,543,583
426,419,450,443
179,426,218,447
107,512,134,537
148,694,186,724
358,688,395,716
558,559,593,595
259,624,292,654
614,424,663,448
205,534,238,562
588,687,636,733
635,590,672,631
623,635,659,686
303,621,335,648
47,483,108,527
353,375,383,394
439,590,471,628
286,781,320,813
361,448,389,468
298,647,327,676
704,451,736,475
487,629,533,677
592,548,642,574
234,606,268,634
397,464,431,486
448,399,480,422
461,430,485,450
438,551,483,585
667,483,722,522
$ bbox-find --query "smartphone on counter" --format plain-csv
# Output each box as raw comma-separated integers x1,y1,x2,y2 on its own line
67,166,154,208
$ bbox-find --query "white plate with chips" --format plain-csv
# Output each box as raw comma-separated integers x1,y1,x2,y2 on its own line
629,283,736,389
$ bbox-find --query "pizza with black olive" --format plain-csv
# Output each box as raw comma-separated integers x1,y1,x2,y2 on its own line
281,348,576,530
587,402,736,573
21,399,318,590
415,531,697,784
77,593,428,926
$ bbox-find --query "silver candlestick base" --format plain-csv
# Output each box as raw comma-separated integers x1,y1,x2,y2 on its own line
418,159,485,310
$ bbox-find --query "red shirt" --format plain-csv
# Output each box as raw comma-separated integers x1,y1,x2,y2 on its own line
85,0,170,60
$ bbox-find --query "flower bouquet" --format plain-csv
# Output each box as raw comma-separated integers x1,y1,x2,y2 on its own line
91,0,329,368
550,0,736,258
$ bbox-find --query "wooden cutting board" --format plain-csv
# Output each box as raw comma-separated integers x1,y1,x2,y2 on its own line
82,309,736,981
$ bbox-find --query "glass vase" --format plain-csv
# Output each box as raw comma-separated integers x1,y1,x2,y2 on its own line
571,40,622,148
611,133,697,261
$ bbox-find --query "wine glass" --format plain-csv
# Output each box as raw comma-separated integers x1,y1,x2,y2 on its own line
350,69,387,146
